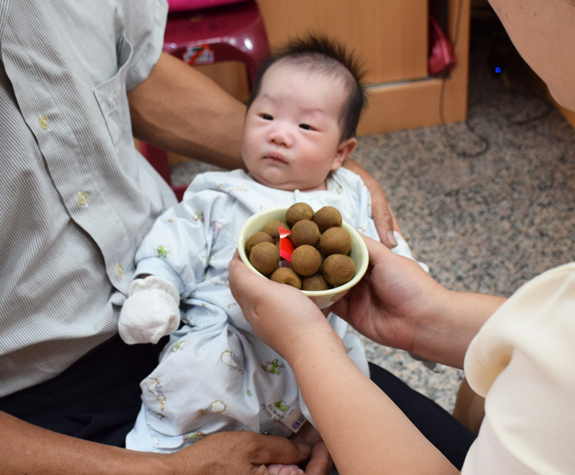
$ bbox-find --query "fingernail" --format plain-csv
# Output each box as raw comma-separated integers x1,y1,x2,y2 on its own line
386,231,398,248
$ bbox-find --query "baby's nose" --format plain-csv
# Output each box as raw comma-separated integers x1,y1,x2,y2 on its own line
269,124,293,147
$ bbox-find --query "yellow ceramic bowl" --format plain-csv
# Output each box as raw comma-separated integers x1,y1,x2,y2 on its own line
237,206,369,309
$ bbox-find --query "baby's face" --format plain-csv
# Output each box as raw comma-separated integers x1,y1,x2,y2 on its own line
242,62,355,192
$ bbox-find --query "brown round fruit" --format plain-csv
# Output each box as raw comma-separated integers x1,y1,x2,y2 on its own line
302,273,329,291
263,220,289,240
249,241,280,275
290,220,321,248
321,254,355,286
285,202,314,228
318,227,352,256
270,267,302,289
291,245,323,277
313,206,342,233
246,231,274,255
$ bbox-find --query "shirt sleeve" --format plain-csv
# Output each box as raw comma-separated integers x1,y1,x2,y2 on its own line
124,0,169,91
462,263,575,474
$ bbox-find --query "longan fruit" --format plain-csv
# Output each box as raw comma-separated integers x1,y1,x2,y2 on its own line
290,220,321,248
302,273,329,291
313,206,342,233
249,242,280,275
270,267,302,289
286,202,314,228
318,227,352,256
291,245,323,277
263,220,289,240
321,254,355,286
246,232,274,255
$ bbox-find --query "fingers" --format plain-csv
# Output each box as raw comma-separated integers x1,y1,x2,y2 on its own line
228,252,254,311
362,235,393,267
330,236,386,320
373,208,398,249
228,251,266,305
229,251,298,308
267,464,304,475
228,251,284,321
303,442,333,475
181,432,311,475
389,207,404,238
247,434,311,467
367,195,396,249
340,158,398,249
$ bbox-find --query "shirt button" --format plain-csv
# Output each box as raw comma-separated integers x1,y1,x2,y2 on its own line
77,191,88,205
39,115,49,130
116,264,124,278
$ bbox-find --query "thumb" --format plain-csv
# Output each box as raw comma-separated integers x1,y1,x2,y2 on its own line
362,234,393,268
249,435,311,466
228,251,267,309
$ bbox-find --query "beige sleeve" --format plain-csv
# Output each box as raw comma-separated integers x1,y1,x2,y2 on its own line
461,263,575,474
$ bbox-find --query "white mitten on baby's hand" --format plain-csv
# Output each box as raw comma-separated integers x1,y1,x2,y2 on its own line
118,276,180,345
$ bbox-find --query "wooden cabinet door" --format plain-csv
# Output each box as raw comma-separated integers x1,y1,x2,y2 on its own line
256,0,429,85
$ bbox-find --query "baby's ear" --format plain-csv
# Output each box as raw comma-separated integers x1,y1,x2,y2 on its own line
331,137,357,171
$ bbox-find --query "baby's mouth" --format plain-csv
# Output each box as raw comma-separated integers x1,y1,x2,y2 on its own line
263,153,287,164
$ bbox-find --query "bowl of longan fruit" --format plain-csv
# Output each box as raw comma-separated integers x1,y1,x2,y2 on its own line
237,203,369,309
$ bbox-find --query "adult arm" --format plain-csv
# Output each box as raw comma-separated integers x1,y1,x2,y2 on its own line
128,52,247,170
331,236,506,368
342,159,401,248
0,411,317,475
228,254,459,474
228,238,506,472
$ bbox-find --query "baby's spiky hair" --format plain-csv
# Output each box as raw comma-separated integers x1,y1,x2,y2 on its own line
246,34,367,142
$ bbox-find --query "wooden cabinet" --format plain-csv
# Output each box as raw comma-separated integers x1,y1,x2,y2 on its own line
190,0,470,139
256,0,429,85
256,0,470,136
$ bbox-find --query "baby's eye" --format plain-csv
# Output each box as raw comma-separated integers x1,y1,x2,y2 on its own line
299,123,313,130
261,113,273,120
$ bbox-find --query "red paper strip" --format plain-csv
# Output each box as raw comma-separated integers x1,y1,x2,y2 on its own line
278,226,294,262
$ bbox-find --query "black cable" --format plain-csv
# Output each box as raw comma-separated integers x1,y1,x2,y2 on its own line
493,87,553,125
439,2,554,157
439,0,491,158
440,73,490,158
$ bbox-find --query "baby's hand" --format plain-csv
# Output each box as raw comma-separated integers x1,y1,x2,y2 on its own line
266,463,304,475
118,276,180,344
288,422,322,447
266,424,328,474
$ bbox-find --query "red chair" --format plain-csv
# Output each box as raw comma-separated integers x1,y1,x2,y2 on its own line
140,0,270,201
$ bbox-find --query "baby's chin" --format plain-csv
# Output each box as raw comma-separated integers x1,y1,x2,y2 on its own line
249,172,326,192
258,178,326,193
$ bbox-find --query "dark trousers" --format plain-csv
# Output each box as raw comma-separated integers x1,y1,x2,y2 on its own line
368,362,475,469
0,336,475,468
0,335,164,447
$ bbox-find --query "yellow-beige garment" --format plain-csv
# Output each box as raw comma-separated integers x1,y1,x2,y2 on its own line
463,263,575,474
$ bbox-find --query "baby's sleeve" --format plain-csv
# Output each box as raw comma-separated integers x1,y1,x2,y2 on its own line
135,189,227,298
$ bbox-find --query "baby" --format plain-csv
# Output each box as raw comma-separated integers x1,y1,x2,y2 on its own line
119,35,426,472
